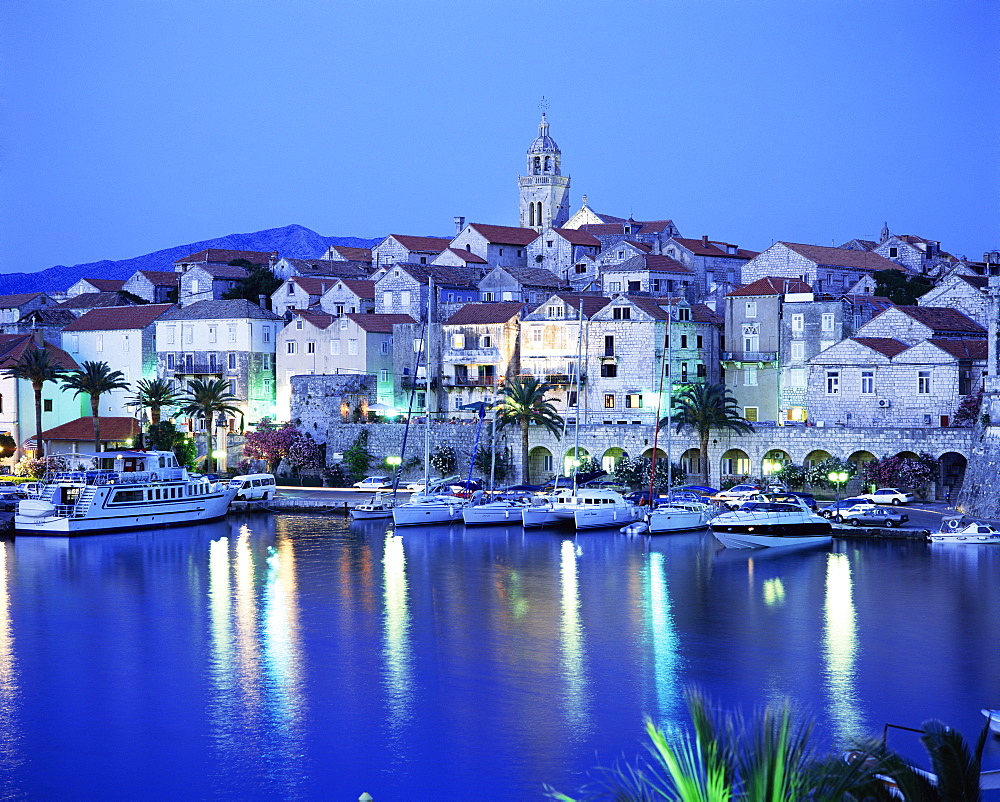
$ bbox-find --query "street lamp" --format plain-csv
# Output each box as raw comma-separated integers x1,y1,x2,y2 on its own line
828,470,848,501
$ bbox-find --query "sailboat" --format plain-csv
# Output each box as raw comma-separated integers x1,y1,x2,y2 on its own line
392,276,466,527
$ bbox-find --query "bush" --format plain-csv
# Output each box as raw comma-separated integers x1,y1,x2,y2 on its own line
612,455,685,491
772,463,806,489
805,457,856,489
430,445,457,477
472,444,513,483
953,388,983,427
342,429,373,483
13,455,71,477
861,452,939,496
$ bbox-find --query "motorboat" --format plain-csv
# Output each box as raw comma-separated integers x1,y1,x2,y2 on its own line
646,500,713,534
351,491,395,520
710,495,832,548
927,517,1000,545
15,450,238,534
522,487,642,531
982,709,1000,736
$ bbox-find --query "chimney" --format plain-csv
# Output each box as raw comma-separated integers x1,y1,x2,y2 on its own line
32,328,43,348
702,235,710,247
258,294,267,309
269,251,279,268
454,216,466,235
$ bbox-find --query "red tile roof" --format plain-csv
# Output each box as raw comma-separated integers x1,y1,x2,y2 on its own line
780,242,903,272
623,240,653,253
344,313,417,333
692,303,724,324
672,237,758,259
851,337,910,357
174,248,274,266
0,292,46,308
55,292,139,310
957,275,989,290
290,310,336,329
79,278,126,292
0,334,79,370
928,338,988,359
386,235,452,253
191,264,249,279
553,228,601,247
290,277,337,296
329,246,373,262
63,304,174,332
444,248,488,264
467,223,539,246
891,306,985,334
135,270,180,286
37,417,139,442
551,293,612,317
493,266,563,287
727,277,812,297
606,254,693,275
446,302,524,325
335,279,376,299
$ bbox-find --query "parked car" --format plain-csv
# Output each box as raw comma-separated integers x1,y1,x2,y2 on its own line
0,492,22,512
819,497,870,518
0,483,26,499
711,484,760,503
625,490,670,506
404,481,426,492
353,476,391,489
858,488,915,505
836,504,909,527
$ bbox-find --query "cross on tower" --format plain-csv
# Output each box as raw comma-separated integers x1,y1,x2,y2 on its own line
539,96,550,114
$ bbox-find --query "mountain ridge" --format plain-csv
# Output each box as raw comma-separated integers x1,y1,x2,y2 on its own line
1,224,383,295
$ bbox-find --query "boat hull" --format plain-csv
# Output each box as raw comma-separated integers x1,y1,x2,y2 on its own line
711,521,832,549
647,508,710,534
392,501,464,527
463,503,525,526
574,505,642,530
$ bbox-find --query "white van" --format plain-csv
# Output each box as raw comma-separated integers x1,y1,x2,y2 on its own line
231,474,277,501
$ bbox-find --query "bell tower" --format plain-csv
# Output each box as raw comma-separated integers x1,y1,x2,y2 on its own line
519,103,570,232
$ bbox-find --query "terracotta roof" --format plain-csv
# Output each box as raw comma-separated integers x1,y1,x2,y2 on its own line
851,337,910,357
467,223,539,246
444,248,488,264
286,258,369,279
18,309,77,327
623,240,653,253
63,304,174,332
328,246,372,262
386,264,481,288
135,270,180,286
552,293,612,317
0,334,79,370
727,277,812,297
493,266,563,287
892,306,985,334
553,228,601,247
384,235,452,253
636,220,677,235
957,275,989,290
76,278,125,292
290,310,336,329
290,277,337,296
0,292,46,308
158,299,281,321
55,292,139,310
334,279,376,299
189,264,248,280
671,237,758,259
37,416,139,442
603,254,693,275
692,303,724,324
928,338,988,360
344,313,417,333
174,248,274,266
446,302,524,325
620,296,670,320
780,242,903,272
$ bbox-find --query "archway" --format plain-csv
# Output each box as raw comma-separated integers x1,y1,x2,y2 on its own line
847,450,876,467
641,447,667,460
939,452,968,503
528,446,553,485
601,447,627,473
804,449,831,468
680,447,701,478
894,450,920,461
564,446,590,476
721,448,750,480
761,449,791,477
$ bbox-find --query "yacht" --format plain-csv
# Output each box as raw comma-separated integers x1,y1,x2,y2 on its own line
522,487,642,530
391,477,466,527
462,492,531,526
646,499,714,534
710,495,832,548
15,450,238,534
927,518,1000,545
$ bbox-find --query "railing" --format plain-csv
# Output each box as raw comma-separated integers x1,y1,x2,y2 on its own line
170,362,223,375
722,351,778,362
47,469,185,485
401,376,436,389
447,376,498,387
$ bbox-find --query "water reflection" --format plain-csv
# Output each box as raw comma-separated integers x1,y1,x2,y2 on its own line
559,539,589,737
0,542,22,791
823,552,863,742
646,551,681,725
382,531,413,735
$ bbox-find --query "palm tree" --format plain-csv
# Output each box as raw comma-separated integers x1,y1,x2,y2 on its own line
131,378,182,426
661,382,753,487
61,361,131,452
1,347,65,458
496,375,564,484
179,378,240,473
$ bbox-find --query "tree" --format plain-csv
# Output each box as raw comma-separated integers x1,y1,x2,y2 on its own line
472,443,514,484
178,378,240,473
220,260,282,307
496,376,564,484
147,420,195,469
662,382,753,487
243,419,299,472
612,454,686,491
60,360,130,452
953,388,984,427
286,432,323,475
131,378,183,426
873,269,934,305
1,347,66,458
806,456,857,489
861,453,939,495
430,444,457,477
341,429,373,483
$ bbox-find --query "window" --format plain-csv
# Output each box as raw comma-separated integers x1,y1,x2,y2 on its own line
96,334,103,352
229,379,237,396
791,314,803,332
340,318,347,330
604,394,615,409
604,335,615,357
43,399,53,412
575,264,587,274
502,291,515,301
384,292,393,307
287,342,296,354
745,301,757,318
697,363,706,378
263,353,272,370
612,306,631,320
228,326,236,343
295,319,303,330
681,362,688,382
381,341,389,354
481,335,492,348
332,340,341,355
419,256,426,265
532,326,543,343
184,354,193,372
744,366,757,386
791,342,805,361
481,292,494,302
401,291,410,307
348,339,358,355
413,338,424,353
861,370,874,394
208,326,217,342
680,334,688,348
184,326,193,345
609,282,621,292
166,326,176,345
789,368,806,387
628,281,641,292
380,369,389,382
167,353,175,369
190,279,200,294
826,370,840,394
209,353,217,372
228,353,237,370
306,341,316,354
625,394,643,408
889,246,898,258
652,279,662,293
696,334,703,349
744,407,758,422
262,326,270,343
547,306,561,318
918,370,931,394
600,363,617,377
453,333,465,349
678,307,691,321
122,334,129,352
568,391,578,407
546,240,553,248
821,313,834,332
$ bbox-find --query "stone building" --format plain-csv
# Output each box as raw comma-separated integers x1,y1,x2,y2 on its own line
574,215,681,253
518,113,571,232
917,274,989,327
524,227,601,280
449,223,538,271
431,247,489,270
177,264,247,307
270,276,340,319
122,270,178,303
271,256,369,281
53,292,139,317
155,299,281,427
290,374,377,441
320,245,373,266
318,279,376,317
477,266,563,304
600,254,695,298
66,278,125,297
174,248,276,273
374,264,479,321
370,235,451,271
741,242,901,294
663,236,759,302
0,292,55,329
61,304,174,418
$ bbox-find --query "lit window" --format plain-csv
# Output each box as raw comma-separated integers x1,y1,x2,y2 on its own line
625,394,643,408
453,333,465,349
744,407,758,422
604,394,615,408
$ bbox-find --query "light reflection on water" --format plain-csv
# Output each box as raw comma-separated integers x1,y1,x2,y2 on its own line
0,517,998,800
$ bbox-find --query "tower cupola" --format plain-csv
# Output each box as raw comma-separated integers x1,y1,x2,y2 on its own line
519,110,570,231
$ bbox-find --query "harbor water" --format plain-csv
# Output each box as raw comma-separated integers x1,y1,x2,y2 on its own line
0,512,998,799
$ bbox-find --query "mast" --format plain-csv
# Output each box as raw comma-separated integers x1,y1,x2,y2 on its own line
648,302,673,504
572,297,585,494
423,276,434,488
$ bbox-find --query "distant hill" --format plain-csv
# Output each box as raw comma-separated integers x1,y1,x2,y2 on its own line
1,224,383,295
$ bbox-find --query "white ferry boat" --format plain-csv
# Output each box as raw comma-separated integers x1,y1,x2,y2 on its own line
15,450,239,534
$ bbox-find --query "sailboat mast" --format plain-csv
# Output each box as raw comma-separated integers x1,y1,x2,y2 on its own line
648,305,671,504
572,298,584,494
423,276,434,487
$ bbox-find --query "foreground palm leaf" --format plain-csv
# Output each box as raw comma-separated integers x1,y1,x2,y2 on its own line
131,377,183,426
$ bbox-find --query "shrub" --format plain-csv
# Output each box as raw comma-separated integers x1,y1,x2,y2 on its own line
861,452,939,494
13,455,71,477
773,463,806,489
805,456,856,489
430,444,457,477
341,429,373,483
953,388,983,427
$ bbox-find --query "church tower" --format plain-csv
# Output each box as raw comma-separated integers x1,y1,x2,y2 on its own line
519,112,570,231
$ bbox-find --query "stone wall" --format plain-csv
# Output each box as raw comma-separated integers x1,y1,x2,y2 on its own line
291,374,376,442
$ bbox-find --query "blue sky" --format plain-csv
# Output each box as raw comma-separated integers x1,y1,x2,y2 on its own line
1,0,997,274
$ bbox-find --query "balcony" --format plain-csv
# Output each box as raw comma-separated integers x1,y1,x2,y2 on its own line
446,375,499,388
170,362,224,375
401,376,436,390
722,351,777,363
544,373,587,385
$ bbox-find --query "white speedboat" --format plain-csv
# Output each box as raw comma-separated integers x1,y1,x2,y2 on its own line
710,496,832,548
351,491,395,520
982,709,1000,736
522,487,642,531
928,518,1000,545
646,501,713,534
15,450,238,534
